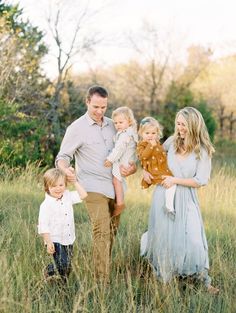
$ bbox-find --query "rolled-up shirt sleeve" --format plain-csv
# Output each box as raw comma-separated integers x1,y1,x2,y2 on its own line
38,204,51,234
193,149,211,186
55,123,82,166
69,191,82,204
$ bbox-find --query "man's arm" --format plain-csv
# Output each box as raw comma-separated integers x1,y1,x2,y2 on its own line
120,161,137,177
57,160,76,183
55,120,83,180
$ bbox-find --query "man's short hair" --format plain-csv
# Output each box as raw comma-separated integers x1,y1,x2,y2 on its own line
86,85,108,101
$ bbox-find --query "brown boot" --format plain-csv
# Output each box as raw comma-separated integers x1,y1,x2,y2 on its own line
112,203,125,217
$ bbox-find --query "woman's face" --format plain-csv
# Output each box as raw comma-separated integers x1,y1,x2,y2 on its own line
176,114,188,139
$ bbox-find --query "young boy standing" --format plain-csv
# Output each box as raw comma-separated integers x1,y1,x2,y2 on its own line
38,168,87,283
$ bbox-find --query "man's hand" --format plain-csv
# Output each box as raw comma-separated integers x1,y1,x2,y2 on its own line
64,166,76,183
143,169,153,184
120,162,137,177
57,160,76,183
104,159,112,167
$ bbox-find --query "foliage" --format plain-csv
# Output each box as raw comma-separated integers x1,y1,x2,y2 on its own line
0,99,53,167
159,82,217,141
0,2,54,167
196,101,217,142
59,80,87,130
0,2,48,109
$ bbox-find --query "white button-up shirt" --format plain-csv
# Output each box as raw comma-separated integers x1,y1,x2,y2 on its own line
38,190,82,245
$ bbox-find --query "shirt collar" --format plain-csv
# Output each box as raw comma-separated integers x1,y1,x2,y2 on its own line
85,112,109,127
45,193,64,202
117,126,138,142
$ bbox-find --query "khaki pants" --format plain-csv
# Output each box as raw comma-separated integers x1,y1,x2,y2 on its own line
84,192,120,281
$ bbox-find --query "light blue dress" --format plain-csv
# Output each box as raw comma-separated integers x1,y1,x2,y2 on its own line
141,137,212,286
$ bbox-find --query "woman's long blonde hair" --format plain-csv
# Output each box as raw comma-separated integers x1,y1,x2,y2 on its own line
173,107,215,158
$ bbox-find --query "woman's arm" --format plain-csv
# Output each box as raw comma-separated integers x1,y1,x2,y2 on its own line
162,176,200,189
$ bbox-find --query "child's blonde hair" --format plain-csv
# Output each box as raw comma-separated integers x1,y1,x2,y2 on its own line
43,168,67,194
138,117,163,140
112,106,137,131
173,107,215,158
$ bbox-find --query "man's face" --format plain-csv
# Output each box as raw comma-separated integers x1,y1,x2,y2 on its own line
86,94,108,123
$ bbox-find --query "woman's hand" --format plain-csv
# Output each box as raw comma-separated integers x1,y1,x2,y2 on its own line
161,176,176,189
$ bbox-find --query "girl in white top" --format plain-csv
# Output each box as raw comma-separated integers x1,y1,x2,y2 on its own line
38,168,87,282
104,107,138,216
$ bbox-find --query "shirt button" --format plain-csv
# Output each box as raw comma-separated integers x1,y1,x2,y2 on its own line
65,213,67,216
68,224,69,226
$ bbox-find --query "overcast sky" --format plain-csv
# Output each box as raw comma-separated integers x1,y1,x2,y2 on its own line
9,0,236,78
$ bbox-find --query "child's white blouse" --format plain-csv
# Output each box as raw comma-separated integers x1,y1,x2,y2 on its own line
38,190,82,245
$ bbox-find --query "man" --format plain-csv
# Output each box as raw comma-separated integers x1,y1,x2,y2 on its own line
56,85,135,282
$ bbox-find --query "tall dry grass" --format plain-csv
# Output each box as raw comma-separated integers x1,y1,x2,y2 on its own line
0,158,235,312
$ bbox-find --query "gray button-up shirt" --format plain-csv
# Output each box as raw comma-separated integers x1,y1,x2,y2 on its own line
56,112,116,198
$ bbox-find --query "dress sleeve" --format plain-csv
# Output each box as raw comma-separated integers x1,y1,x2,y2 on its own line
38,203,50,234
163,136,174,152
193,149,212,186
106,132,130,163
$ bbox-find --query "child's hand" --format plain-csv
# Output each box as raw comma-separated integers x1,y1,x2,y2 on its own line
46,242,55,255
143,169,153,184
149,139,157,146
161,176,176,188
104,160,112,167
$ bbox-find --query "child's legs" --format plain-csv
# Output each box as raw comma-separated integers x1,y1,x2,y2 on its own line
113,176,124,205
53,243,73,278
165,184,176,212
46,263,55,276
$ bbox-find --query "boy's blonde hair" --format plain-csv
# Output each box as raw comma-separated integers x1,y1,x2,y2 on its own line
173,107,215,158
112,106,137,131
138,117,163,140
43,168,67,194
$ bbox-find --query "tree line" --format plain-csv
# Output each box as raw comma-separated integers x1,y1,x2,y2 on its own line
0,2,235,168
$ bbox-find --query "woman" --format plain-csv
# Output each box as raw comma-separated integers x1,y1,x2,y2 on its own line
141,107,219,294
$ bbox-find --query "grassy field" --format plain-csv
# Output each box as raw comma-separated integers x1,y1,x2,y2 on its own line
0,148,235,313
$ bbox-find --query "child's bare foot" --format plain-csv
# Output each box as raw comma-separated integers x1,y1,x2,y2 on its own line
207,285,220,295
